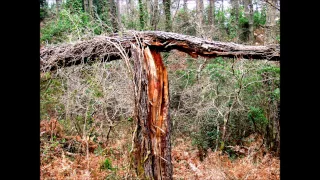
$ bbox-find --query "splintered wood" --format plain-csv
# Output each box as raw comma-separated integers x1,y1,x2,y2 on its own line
132,46,172,180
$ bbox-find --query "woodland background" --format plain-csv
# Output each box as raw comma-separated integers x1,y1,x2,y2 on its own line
40,0,280,179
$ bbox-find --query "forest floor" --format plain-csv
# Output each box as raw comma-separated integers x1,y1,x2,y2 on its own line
40,118,280,180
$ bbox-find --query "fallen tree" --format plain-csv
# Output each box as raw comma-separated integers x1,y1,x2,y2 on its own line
40,31,280,180
40,31,280,72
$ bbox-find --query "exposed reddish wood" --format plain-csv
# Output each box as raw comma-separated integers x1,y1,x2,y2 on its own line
132,46,172,179
140,31,279,60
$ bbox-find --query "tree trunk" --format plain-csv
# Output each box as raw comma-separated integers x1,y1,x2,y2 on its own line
208,0,215,27
199,0,204,24
151,0,159,30
95,0,106,16
248,0,253,43
266,0,277,44
40,31,280,179
40,31,280,72
128,0,133,14
221,0,224,24
131,45,172,179
125,0,129,15
116,0,121,29
230,0,239,42
243,0,253,43
56,0,62,13
109,0,119,32
163,0,172,31
145,0,152,18
138,0,145,30
230,0,239,25
183,0,188,10
83,0,89,13
196,0,204,37
127,0,135,29
88,0,93,15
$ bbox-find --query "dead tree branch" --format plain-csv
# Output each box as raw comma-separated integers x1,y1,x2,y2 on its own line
40,31,280,72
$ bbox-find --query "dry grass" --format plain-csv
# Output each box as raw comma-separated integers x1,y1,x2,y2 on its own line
40,119,279,180
40,50,279,180
172,136,280,180
40,118,136,180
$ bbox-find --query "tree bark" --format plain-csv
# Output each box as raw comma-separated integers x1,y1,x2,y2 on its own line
208,0,215,27
108,0,118,32
244,0,254,43
128,0,133,15
131,45,172,179
151,0,159,30
83,0,89,13
145,0,152,18
196,0,204,36
230,0,239,42
88,0,93,15
163,0,172,31
248,0,254,43
116,0,121,29
183,0,188,10
230,0,239,25
266,0,277,44
199,0,204,24
138,0,145,30
40,31,280,72
56,0,62,13
127,0,135,29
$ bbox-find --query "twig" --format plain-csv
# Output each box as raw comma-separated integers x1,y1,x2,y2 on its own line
242,78,278,90
263,0,280,11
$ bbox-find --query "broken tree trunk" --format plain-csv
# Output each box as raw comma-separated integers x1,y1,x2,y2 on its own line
131,45,172,179
40,31,280,72
40,31,280,180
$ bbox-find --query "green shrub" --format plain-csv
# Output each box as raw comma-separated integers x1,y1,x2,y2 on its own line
253,7,266,28
65,0,83,13
102,158,114,170
248,106,268,127
40,0,48,21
